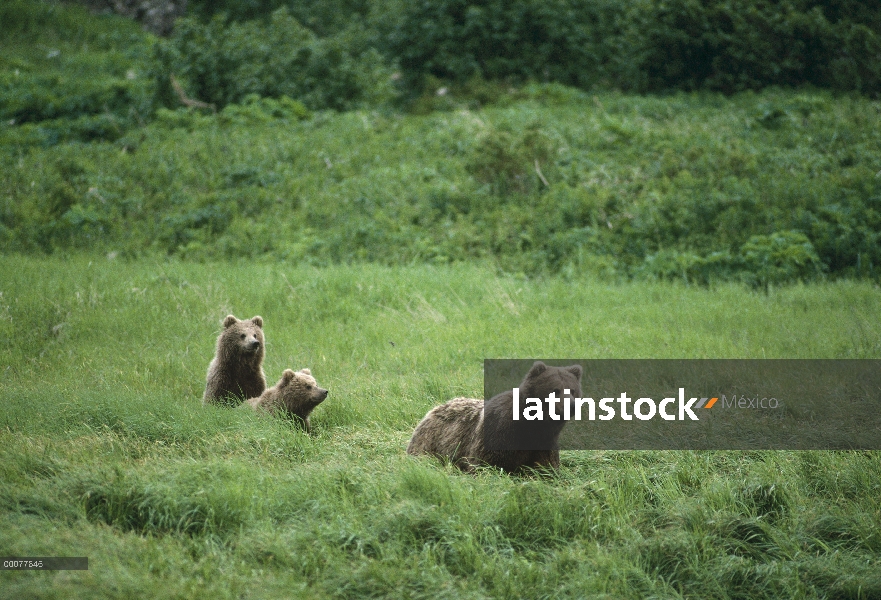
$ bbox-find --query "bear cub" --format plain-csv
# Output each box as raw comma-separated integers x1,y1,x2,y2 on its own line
245,368,329,432
203,314,266,406
407,361,583,473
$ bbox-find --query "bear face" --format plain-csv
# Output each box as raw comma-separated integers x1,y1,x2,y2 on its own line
202,314,267,406
220,314,264,358
246,368,329,432
484,360,585,454
519,361,583,405
274,368,329,415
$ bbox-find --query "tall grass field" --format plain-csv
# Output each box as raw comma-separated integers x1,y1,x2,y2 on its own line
1,256,880,599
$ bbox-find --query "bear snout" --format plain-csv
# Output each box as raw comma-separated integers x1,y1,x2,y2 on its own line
317,388,328,401
248,339,261,351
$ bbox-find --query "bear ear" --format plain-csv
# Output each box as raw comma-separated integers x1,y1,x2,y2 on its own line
527,361,548,378
281,369,296,384
566,364,583,380
298,368,311,376
223,315,238,328
251,316,263,328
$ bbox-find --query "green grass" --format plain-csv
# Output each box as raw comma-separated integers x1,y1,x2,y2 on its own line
3,4,881,597
1,255,880,598
0,0,153,136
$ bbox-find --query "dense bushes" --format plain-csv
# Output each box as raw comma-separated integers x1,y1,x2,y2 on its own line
390,0,881,95
7,0,881,121
387,0,620,92
152,8,394,111
620,0,881,94
7,0,881,124
0,0,152,139
3,2,881,287
0,68,148,128
4,87,879,285
129,0,881,103
186,0,378,36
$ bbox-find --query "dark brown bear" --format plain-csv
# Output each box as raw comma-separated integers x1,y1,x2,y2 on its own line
407,361,583,472
202,315,266,406
244,368,328,432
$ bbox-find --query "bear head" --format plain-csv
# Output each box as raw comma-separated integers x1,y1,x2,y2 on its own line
221,315,264,356
519,361,583,400
481,361,585,460
275,368,329,413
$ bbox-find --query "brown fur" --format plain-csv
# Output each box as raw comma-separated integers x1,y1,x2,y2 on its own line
202,314,266,406
244,368,328,432
407,361,583,473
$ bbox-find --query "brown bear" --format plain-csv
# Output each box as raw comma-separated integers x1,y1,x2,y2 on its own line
244,368,329,432
202,315,266,406
407,361,583,473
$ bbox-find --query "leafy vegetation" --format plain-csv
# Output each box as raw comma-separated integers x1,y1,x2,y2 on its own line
618,0,881,94
2,2,880,285
186,0,385,37
151,8,395,112
181,0,881,97
2,4,881,597
1,257,880,598
0,0,153,140
384,0,881,95
3,86,880,284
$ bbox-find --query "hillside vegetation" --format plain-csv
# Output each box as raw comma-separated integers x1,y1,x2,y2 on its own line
3,1,881,285
5,86,881,285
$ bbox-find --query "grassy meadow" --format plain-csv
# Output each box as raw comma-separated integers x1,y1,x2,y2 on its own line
1,255,880,598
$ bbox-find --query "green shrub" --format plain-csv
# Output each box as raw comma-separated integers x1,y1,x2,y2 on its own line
628,231,823,290
186,0,374,36
218,94,311,125
388,0,620,93
740,231,822,291
0,74,139,125
805,188,881,280
0,0,152,141
3,80,880,284
388,0,881,96
1,113,129,147
467,124,555,196
0,0,143,44
152,8,395,111
619,0,881,94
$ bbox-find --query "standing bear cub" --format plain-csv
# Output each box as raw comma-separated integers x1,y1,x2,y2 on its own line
407,361,583,473
244,368,329,432
203,315,266,406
